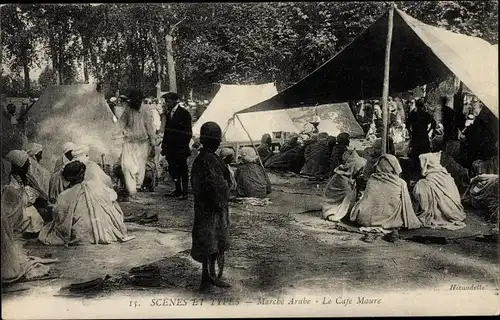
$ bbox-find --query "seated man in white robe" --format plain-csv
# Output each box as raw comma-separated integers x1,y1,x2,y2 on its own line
39,160,135,245
25,142,51,195
350,154,422,233
413,152,466,230
322,150,366,222
72,145,113,188
3,150,46,237
235,147,271,198
53,142,76,173
49,142,76,203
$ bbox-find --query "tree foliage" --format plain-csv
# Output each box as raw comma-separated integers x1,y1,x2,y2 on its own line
0,2,497,98
396,1,498,43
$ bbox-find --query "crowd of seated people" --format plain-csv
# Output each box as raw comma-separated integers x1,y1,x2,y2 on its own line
3,142,134,248
318,96,498,240
219,95,497,237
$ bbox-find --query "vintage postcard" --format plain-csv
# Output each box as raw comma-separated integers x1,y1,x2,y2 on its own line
1,2,498,318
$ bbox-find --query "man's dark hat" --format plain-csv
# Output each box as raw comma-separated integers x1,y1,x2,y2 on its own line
161,92,179,101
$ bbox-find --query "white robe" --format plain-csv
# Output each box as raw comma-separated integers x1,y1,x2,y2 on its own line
39,179,134,245
1,176,44,234
119,107,156,195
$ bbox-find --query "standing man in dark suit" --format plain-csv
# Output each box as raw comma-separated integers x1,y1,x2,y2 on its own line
161,92,193,200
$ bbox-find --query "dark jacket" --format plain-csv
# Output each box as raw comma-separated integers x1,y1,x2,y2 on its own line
161,105,193,157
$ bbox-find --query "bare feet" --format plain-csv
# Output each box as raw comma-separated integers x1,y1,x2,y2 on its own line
211,278,232,288
121,235,136,243
199,280,212,293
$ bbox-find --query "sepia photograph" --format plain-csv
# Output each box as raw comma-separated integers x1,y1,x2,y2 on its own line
1,2,498,318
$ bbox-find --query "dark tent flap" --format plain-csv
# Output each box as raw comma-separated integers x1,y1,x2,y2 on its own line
238,9,498,117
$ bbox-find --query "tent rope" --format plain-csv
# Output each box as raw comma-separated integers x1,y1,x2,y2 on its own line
221,116,234,140
234,113,268,173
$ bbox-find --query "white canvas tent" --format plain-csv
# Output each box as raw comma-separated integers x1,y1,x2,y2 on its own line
400,11,498,117
192,83,299,144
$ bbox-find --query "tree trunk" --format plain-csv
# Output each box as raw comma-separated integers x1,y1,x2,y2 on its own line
49,34,59,84
23,60,30,94
165,34,177,93
140,30,146,90
82,36,90,84
89,42,100,82
55,31,63,85
56,37,63,85
153,32,162,99
140,57,145,89
83,56,89,84
57,50,63,85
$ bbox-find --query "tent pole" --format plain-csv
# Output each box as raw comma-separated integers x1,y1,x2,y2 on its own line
235,113,266,170
381,2,395,154
235,142,239,163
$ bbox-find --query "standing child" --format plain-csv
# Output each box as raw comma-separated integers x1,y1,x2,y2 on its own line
190,122,232,292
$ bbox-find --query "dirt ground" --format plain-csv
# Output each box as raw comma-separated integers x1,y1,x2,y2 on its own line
2,171,498,307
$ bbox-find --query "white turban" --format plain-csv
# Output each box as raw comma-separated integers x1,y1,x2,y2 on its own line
299,134,310,141
72,145,90,158
26,143,43,157
63,142,77,154
219,147,235,159
5,150,29,167
303,123,315,134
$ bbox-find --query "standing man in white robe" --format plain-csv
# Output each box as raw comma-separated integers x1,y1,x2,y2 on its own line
119,89,156,198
